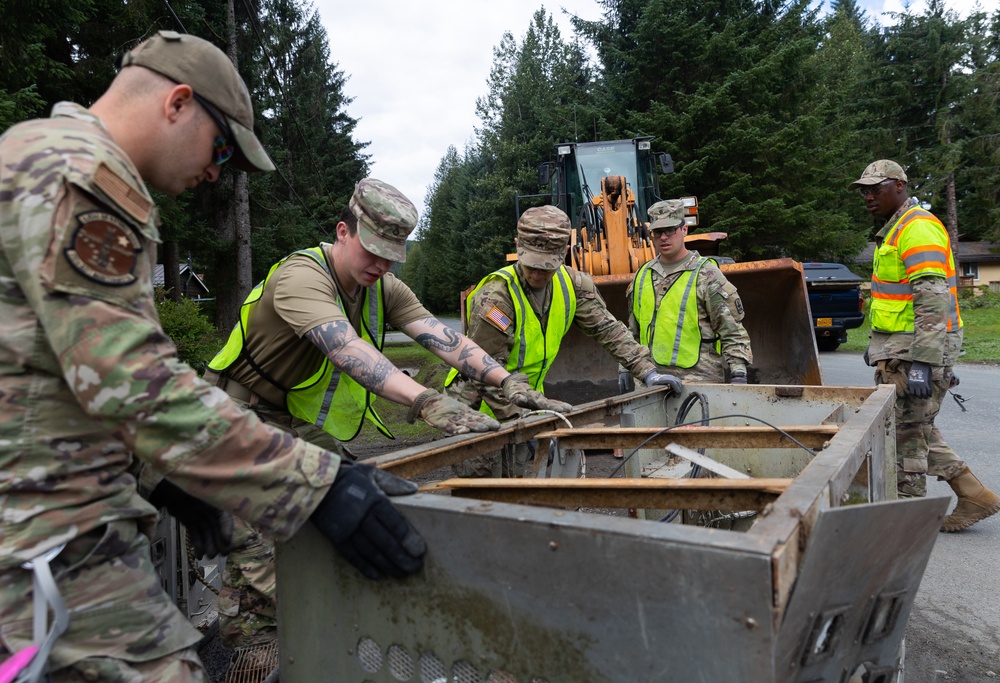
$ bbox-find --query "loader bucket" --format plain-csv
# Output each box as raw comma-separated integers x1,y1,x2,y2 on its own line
539,258,822,402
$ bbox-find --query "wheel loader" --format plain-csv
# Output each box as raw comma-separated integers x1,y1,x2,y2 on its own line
503,136,822,401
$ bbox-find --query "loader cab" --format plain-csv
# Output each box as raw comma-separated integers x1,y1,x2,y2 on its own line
540,137,673,225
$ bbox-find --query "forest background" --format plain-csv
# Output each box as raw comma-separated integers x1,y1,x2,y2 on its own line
2,0,998,326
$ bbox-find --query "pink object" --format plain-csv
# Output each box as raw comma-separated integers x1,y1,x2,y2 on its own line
0,645,39,683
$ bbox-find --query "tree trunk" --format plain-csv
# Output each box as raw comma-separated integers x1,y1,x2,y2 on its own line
162,241,181,302
213,0,254,334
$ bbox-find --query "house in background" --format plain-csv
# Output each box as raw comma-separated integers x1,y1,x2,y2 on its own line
856,241,1000,292
153,263,211,299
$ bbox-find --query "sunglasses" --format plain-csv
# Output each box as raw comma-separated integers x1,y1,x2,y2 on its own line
858,179,896,197
651,226,683,237
192,92,235,166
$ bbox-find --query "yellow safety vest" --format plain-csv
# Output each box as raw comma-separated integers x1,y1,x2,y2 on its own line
445,265,577,417
208,247,392,441
870,206,962,334
631,257,715,368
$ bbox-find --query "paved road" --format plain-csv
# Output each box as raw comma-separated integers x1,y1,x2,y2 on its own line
819,351,1000,682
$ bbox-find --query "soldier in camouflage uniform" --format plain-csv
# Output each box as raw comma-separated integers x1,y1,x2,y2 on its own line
444,206,682,477
626,200,753,384
204,181,570,650
851,159,999,531
0,31,426,681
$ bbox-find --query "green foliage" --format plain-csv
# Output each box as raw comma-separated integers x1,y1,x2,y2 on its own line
154,290,223,372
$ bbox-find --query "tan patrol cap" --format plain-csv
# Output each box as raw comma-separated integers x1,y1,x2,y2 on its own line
349,179,418,263
648,199,685,230
121,30,275,173
848,159,908,190
516,206,571,270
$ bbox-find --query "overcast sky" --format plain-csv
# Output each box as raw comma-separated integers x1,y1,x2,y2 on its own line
313,0,984,223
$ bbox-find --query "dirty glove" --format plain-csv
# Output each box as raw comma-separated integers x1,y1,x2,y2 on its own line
729,371,748,385
906,361,932,398
408,388,500,434
863,348,871,367
949,372,959,389
149,480,234,559
618,370,635,394
642,370,682,395
311,461,426,580
501,372,573,413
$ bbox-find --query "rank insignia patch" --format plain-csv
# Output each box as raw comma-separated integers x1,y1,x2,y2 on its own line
64,211,142,286
484,305,512,332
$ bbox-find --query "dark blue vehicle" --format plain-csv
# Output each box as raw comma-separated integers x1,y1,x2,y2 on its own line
802,263,865,352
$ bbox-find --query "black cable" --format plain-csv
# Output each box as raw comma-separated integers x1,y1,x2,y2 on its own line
162,0,188,33
609,411,818,479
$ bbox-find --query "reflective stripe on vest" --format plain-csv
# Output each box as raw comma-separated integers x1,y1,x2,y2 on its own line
631,257,714,368
208,247,392,441
870,207,962,333
445,266,576,417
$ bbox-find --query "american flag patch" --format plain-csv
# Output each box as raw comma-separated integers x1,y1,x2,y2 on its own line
485,305,512,331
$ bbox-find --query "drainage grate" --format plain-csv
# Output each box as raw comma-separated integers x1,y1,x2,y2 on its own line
225,640,279,683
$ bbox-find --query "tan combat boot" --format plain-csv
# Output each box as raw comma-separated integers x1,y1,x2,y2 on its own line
940,467,1000,532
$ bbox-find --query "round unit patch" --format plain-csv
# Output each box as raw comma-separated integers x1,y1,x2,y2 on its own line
64,211,142,286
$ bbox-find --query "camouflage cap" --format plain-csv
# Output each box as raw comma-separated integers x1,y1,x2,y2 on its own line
349,178,418,263
648,199,685,230
847,160,908,190
121,30,275,173
516,206,571,270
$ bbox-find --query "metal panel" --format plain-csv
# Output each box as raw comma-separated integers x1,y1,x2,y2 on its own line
277,497,776,683
775,496,948,682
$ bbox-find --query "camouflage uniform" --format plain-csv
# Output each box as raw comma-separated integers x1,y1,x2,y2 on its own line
0,38,338,681
446,206,657,477
866,195,965,496
626,250,753,383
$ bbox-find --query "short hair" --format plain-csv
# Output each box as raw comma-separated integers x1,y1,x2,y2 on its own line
334,204,358,242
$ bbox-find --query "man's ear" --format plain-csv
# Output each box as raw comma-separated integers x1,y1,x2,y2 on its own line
164,84,195,123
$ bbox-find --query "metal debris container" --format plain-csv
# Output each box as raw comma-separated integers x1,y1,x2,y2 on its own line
276,384,946,683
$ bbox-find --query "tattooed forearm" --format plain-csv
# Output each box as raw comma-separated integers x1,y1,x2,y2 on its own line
413,318,462,353
305,321,399,395
460,353,503,384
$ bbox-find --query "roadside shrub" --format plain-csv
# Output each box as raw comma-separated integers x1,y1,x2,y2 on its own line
960,290,1000,310
154,289,222,372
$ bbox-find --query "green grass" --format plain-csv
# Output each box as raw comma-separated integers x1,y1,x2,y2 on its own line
350,342,449,446
843,296,1000,364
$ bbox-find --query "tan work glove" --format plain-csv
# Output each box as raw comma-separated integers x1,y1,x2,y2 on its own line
501,372,573,413
407,389,500,435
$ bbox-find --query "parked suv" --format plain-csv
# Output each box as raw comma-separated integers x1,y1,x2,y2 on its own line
802,263,865,352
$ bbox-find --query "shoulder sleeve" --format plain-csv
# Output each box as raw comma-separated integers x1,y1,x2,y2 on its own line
899,218,950,281
272,256,348,335
382,273,434,327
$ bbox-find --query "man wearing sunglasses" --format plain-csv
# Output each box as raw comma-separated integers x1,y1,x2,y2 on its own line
626,199,753,384
0,31,427,681
850,159,999,531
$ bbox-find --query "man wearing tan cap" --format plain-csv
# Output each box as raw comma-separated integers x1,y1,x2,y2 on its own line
850,159,999,531
627,199,753,384
0,32,426,681
444,205,681,477
205,179,569,653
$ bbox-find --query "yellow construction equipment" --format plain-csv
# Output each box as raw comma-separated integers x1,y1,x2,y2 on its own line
503,137,822,400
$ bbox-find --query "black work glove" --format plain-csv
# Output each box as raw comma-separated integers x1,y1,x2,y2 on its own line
863,348,871,367
642,370,682,395
949,372,960,389
310,461,426,580
149,480,234,559
729,371,748,385
906,361,933,398
618,370,635,394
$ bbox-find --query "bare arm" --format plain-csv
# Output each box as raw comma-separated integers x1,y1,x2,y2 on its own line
304,321,426,405
402,317,508,386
